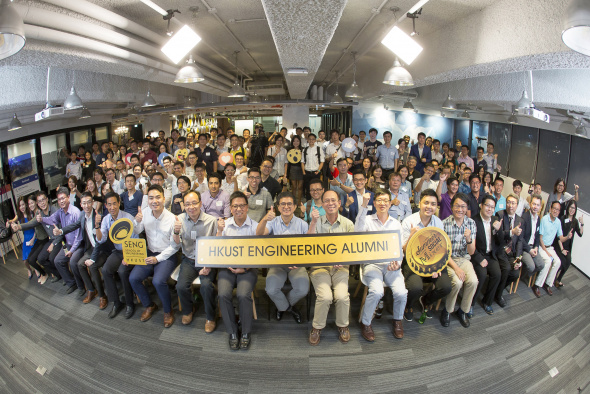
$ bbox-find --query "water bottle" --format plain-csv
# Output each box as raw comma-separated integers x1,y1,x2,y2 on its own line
61,241,69,254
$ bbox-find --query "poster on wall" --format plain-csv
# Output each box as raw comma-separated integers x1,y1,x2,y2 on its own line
9,153,41,200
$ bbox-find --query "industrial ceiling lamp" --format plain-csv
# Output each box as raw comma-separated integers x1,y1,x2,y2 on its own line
64,70,84,111
402,99,415,111
228,51,246,98
562,0,590,56
508,111,518,124
460,110,470,119
575,120,588,137
0,0,26,60
382,58,414,86
79,107,91,119
517,90,533,108
345,52,362,98
142,88,157,107
174,55,205,83
331,71,343,103
8,113,21,131
441,93,456,110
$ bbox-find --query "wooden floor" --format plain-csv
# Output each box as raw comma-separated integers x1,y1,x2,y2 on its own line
1,254,590,394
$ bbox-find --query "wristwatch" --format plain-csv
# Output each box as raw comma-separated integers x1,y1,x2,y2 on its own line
466,238,473,245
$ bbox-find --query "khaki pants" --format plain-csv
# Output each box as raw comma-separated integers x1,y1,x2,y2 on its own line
310,266,350,329
446,256,478,313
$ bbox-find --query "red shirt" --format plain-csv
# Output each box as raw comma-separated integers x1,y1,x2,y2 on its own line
140,149,158,165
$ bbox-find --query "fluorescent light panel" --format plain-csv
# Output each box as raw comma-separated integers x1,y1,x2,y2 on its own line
381,26,423,65
140,0,168,16
161,25,202,64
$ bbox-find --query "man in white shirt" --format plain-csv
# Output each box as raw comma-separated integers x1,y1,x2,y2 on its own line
512,179,530,216
65,151,82,180
325,130,344,171
302,133,325,200
431,139,443,163
413,163,439,203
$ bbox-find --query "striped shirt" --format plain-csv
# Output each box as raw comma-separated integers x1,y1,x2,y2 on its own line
443,216,477,258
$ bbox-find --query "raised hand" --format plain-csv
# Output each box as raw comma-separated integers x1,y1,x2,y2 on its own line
36,211,43,223
512,223,522,236
392,197,400,206
362,192,371,207
464,227,471,240
330,179,340,186
95,209,102,226
493,218,503,231
345,195,354,208
579,215,584,225
409,223,419,238
264,206,276,221
217,217,225,233
135,206,143,223
568,228,574,239
53,224,61,236
575,184,580,192
440,172,449,183
311,206,320,221
174,216,182,234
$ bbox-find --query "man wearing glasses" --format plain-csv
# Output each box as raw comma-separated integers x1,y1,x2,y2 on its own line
244,168,273,223
302,179,325,223
259,158,283,200
257,192,309,324
355,189,407,341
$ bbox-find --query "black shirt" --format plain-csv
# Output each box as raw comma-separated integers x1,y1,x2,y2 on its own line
260,175,282,200
194,146,218,175
468,192,484,218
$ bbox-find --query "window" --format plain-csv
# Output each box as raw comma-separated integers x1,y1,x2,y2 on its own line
535,129,570,192
7,140,41,201
454,119,470,150
41,134,68,192
70,129,91,152
488,123,511,176
95,126,108,142
508,125,538,182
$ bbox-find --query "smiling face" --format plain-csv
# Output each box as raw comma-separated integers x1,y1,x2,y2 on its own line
68,178,76,191
419,196,437,218
374,193,390,214
452,197,468,221
148,189,164,212
208,177,220,194
389,175,401,191
480,198,495,220
322,190,341,215
278,195,295,217
27,198,36,213
230,196,248,221
248,171,261,190
177,178,189,193
506,196,518,215
18,199,26,214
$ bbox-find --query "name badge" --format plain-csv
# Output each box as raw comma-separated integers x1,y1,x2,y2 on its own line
148,159,152,163
402,200,408,205
256,199,263,206
262,187,268,192
390,151,395,156
191,231,197,240
379,184,385,189
565,218,571,223
455,234,464,242
367,205,373,210
206,152,210,156
401,187,408,192
216,201,223,207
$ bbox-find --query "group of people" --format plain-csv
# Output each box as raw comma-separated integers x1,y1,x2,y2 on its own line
6,125,584,351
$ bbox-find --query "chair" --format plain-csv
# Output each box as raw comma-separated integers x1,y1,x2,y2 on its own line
0,232,19,264
266,280,309,322
170,265,200,313
511,268,537,293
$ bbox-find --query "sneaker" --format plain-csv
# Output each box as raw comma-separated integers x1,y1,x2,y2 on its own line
419,296,432,319
375,299,384,319
404,308,413,322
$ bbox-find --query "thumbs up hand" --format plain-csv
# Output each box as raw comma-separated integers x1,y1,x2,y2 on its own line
345,195,354,208
512,223,522,236
362,192,371,207
135,206,143,223
174,215,182,234
36,211,43,223
53,224,62,236
95,209,102,226
217,217,225,233
265,206,276,221
409,223,419,238
311,206,320,221
493,218,503,231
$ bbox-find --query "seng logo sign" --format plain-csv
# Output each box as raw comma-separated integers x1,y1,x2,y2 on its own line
406,227,451,277
108,218,147,265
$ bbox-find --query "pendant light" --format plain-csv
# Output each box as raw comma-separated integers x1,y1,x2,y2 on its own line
562,0,590,56
8,113,21,131
142,87,157,107
0,0,26,60
331,71,343,103
517,90,533,109
441,93,456,110
345,52,362,98
79,107,91,119
507,111,518,124
228,51,246,98
174,54,205,83
575,120,588,137
402,100,415,111
460,110,470,119
382,58,414,86
249,91,262,103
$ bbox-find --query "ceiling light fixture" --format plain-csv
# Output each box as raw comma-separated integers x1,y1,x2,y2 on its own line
286,68,309,75
381,26,423,65
142,88,157,107
407,8,422,36
174,54,205,83
508,111,518,124
575,120,588,137
382,58,414,86
64,86,84,110
517,90,533,108
139,0,168,16
0,0,26,60
345,52,362,98
161,25,202,64
8,113,21,131
228,51,246,98
331,71,343,103
402,100,414,111
460,110,470,119
249,92,262,103
441,93,456,110
79,107,91,119
562,0,590,56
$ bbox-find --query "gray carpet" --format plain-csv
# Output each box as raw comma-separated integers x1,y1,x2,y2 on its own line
1,254,590,394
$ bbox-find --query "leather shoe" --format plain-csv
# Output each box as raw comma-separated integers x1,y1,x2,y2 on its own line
140,303,158,322
309,328,321,346
495,296,507,308
338,326,350,343
83,290,97,304
205,319,216,333
440,310,450,327
532,285,541,298
78,288,86,297
99,297,108,310
393,320,404,339
290,306,302,324
229,333,239,350
182,312,194,325
466,306,474,319
276,309,284,321
108,303,124,318
457,309,470,328
483,304,494,315
543,284,553,296
50,276,62,284
66,284,77,294
163,311,175,328
240,333,251,350
124,305,135,319
360,323,375,342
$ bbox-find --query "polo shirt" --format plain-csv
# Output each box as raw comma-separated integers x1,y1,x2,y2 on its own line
401,212,444,245
173,210,218,260
222,216,258,236
120,189,143,216
493,194,506,215
314,214,355,234
246,187,273,223
266,215,308,235
195,145,218,174
375,144,399,170
539,214,563,246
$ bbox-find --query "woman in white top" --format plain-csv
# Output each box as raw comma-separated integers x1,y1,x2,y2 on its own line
221,163,239,195
267,136,287,177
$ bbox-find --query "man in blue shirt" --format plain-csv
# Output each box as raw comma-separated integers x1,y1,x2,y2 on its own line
120,174,143,216
375,131,399,180
492,178,506,214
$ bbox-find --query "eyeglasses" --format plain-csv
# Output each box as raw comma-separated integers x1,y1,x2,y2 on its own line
453,204,468,210
262,165,273,169
231,204,248,209
483,203,496,209
310,188,323,193
375,199,390,204
184,202,201,208
279,202,294,207
248,176,261,180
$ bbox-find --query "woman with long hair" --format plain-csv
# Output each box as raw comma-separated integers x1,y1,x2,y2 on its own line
286,135,304,207
554,200,584,287
360,157,372,178
545,178,579,216
367,165,386,191
85,178,102,211
7,196,44,281
482,171,493,194
221,163,239,195
67,175,82,209
82,151,96,181
158,143,168,155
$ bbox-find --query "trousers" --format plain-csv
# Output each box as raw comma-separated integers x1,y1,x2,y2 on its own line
495,249,521,298
75,248,107,297
402,262,452,310
310,266,350,329
129,251,178,313
176,256,217,320
53,245,78,288
361,263,407,325
471,253,501,306
37,241,61,277
445,256,478,313
26,240,47,276
101,250,134,307
218,268,258,335
555,247,571,283
536,246,561,287
265,266,310,312
521,250,545,277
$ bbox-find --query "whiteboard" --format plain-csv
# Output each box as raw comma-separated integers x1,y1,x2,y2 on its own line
571,208,589,278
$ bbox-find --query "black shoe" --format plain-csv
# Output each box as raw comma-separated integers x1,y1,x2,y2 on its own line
240,333,251,350
457,309,470,328
108,303,124,318
229,333,239,351
419,296,433,319
440,309,450,327
290,306,302,324
276,309,284,321
404,309,413,322
50,276,62,284
66,284,77,294
78,288,86,297
495,296,507,308
124,305,135,319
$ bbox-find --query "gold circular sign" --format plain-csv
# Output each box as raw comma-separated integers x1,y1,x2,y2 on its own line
287,149,302,164
406,227,451,277
109,218,134,244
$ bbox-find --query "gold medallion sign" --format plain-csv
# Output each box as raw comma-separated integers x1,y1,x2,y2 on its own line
195,231,402,268
109,218,147,265
406,227,451,277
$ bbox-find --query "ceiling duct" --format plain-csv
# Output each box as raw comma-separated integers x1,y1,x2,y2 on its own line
245,80,287,96
387,90,419,100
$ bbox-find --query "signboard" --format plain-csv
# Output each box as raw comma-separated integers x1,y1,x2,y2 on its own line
12,174,40,200
195,231,402,268
109,217,146,265
406,227,451,277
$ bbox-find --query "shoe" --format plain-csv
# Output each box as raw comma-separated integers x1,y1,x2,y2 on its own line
483,304,494,315
543,284,553,296
39,275,48,285
309,328,321,346
290,306,302,324
240,333,251,350
229,333,239,350
554,281,563,288
495,296,507,308
360,323,375,342
99,297,108,310
393,320,404,339
28,270,33,280
66,284,77,295
375,299,384,319
457,309,470,328
140,303,158,322
440,309,450,327
419,296,433,319
338,326,350,343
532,285,541,298
276,309,284,321
108,303,124,318
163,311,175,328
83,290,97,304
205,319,216,333
404,309,413,322
124,305,135,319
51,276,62,284
182,312,194,325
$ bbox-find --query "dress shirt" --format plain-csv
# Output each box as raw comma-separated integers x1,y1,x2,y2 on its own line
355,206,403,266
42,206,82,252
375,144,399,169
482,153,497,173
140,150,157,166
66,161,82,180
266,215,309,235
481,214,492,253
432,151,443,163
222,216,258,236
235,166,249,191
458,181,471,195
516,196,530,217
97,210,139,251
330,174,353,200
268,146,287,176
529,214,539,245
314,214,355,234
401,212,444,245
172,210,217,259
135,207,179,261
325,142,344,162
302,144,325,171
201,189,231,219
443,216,477,258
400,180,412,200
539,214,563,246
388,189,412,221
355,188,367,212
192,178,209,195
457,155,474,171
84,212,96,248
413,177,438,203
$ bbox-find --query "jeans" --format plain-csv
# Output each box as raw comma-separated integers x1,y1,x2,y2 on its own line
67,247,87,289
101,250,134,307
53,245,77,288
129,251,178,313
361,263,407,325
176,256,217,320
218,268,258,334
265,266,309,312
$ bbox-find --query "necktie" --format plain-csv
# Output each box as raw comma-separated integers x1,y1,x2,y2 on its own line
508,216,513,230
